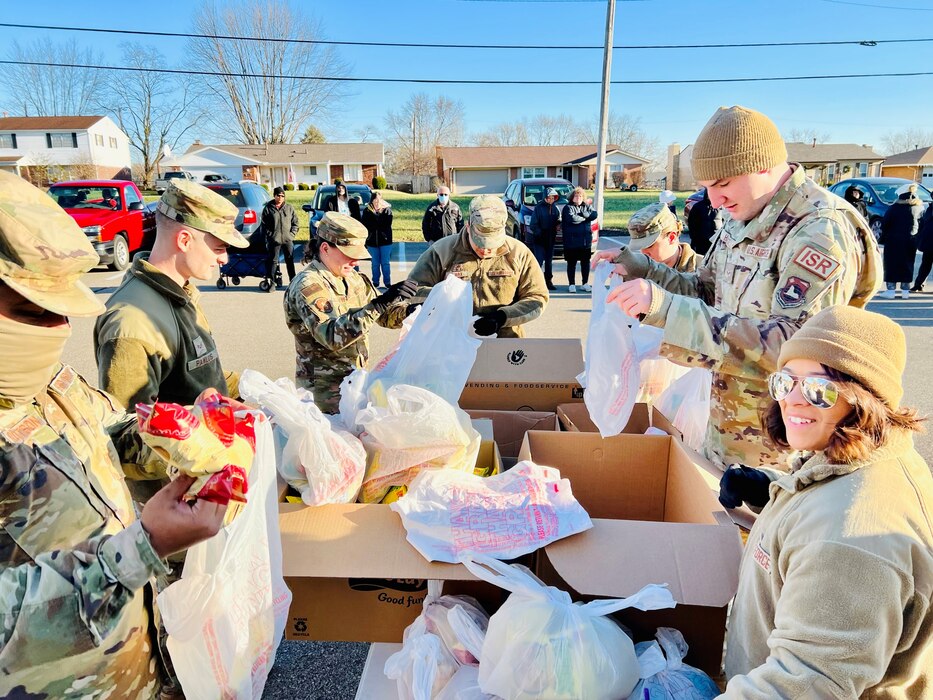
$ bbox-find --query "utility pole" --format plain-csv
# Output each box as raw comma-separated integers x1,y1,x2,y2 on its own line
594,0,616,227
410,116,416,192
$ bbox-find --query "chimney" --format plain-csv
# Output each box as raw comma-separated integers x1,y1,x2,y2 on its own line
811,138,816,148
193,139,201,146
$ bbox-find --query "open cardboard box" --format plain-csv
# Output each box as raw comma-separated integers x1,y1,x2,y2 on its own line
557,401,680,438
465,409,559,469
517,429,743,675
460,338,585,411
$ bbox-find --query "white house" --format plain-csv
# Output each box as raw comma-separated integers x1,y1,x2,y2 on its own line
0,115,132,185
164,142,385,188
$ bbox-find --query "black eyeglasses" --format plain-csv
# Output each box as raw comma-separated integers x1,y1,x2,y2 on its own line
767,371,840,409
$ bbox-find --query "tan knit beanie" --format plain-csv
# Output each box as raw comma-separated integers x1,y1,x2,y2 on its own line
777,305,906,408
691,106,788,181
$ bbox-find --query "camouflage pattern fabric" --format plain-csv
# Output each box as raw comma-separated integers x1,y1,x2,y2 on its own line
627,201,679,252
0,365,168,699
157,179,247,248
618,165,882,469
673,242,700,273
402,229,549,338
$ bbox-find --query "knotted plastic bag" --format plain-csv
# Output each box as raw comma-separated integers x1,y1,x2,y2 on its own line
627,627,720,700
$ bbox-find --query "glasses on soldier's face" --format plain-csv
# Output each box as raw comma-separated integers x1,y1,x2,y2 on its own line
768,371,840,409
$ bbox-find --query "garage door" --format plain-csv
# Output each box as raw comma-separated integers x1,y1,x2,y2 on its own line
454,169,510,195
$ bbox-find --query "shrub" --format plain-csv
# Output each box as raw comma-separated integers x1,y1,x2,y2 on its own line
261,183,270,193
310,183,318,190
298,182,310,191
373,175,387,190
284,183,295,191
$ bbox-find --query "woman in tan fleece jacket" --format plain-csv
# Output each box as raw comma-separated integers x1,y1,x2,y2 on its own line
718,305,933,699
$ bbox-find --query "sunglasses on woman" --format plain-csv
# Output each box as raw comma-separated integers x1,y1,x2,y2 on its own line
767,371,840,409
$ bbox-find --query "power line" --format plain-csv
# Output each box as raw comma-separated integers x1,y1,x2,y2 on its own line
0,21,931,51
820,0,933,10
3,59,932,86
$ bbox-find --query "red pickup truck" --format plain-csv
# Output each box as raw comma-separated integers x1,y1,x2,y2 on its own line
47,180,156,271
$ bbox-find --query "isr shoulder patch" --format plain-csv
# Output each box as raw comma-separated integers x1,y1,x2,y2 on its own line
793,245,840,280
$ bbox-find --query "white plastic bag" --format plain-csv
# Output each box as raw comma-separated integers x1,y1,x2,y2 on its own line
392,461,592,563
461,554,676,700
655,368,712,451
436,665,499,700
579,261,640,437
159,414,292,699
239,370,366,505
627,628,720,700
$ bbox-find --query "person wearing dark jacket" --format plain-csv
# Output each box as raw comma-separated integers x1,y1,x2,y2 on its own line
421,185,463,243
844,185,869,221
561,187,597,292
685,188,722,256
530,187,561,291
362,191,394,288
262,186,299,283
911,203,933,292
323,181,361,221
878,182,923,299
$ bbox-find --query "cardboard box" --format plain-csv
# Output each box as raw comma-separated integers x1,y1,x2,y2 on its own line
465,409,559,469
460,338,585,411
556,401,679,437
517,430,742,675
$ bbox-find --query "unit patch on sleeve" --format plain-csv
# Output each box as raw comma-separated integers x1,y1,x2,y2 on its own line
793,245,841,280
777,276,811,309
314,298,333,314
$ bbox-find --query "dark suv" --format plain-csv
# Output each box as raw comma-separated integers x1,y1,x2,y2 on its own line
204,181,271,237
300,184,373,237
502,178,598,255
829,177,932,240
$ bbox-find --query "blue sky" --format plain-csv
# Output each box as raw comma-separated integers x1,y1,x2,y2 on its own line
2,0,932,153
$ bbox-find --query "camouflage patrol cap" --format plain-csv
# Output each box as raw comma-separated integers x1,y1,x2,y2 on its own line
316,212,371,260
468,194,508,250
627,202,679,252
0,171,105,316
157,179,248,248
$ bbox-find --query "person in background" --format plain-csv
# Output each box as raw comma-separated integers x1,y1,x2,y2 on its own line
261,186,299,285
685,187,722,256
717,305,932,698
878,182,923,299
362,191,394,289
659,189,677,217
561,186,597,293
323,181,361,221
911,202,933,292
421,185,463,243
529,187,561,291
844,185,869,221
625,202,698,273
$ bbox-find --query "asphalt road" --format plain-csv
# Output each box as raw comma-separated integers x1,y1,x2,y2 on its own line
61,236,933,699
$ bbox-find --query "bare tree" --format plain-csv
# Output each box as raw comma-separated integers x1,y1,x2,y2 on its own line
783,127,831,144
1,38,106,116
576,112,659,161
384,93,465,175
473,121,530,147
300,124,326,144
353,124,380,143
188,0,349,144
881,128,933,155
472,113,578,147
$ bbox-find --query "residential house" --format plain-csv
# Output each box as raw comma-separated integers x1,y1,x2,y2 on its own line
0,115,132,185
436,145,649,195
880,146,933,191
163,142,384,188
667,141,884,191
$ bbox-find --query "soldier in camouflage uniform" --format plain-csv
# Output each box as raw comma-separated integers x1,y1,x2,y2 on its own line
0,171,225,699
595,106,881,470
284,212,415,414
625,202,699,273
402,194,549,338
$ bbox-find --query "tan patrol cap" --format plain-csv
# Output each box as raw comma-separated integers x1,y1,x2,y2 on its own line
468,195,508,250
627,202,679,252
0,171,105,316
157,179,249,248
317,212,370,260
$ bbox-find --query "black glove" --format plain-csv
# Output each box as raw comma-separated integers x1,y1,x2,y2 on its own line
473,310,507,337
372,280,418,313
405,303,422,317
718,465,772,510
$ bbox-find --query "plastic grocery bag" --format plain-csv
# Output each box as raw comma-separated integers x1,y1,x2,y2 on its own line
391,461,592,563
461,554,676,700
655,368,712,451
365,275,481,406
159,414,292,699
356,384,481,503
239,370,366,505
579,261,640,437
436,666,499,700
627,628,720,700
630,321,690,405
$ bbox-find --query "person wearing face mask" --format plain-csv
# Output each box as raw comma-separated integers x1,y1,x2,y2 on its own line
624,202,698,273
716,305,932,698
323,181,362,221
421,185,464,243
0,171,227,699
284,212,415,414
591,105,881,471
401,195,548,337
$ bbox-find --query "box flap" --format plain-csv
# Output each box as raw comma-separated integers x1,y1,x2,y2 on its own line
674,440,758,531
466,338,584,383
544,519,742,607
470,418,495,444
465,410,559,459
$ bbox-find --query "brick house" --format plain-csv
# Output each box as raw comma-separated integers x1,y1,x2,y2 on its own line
880,146,933,191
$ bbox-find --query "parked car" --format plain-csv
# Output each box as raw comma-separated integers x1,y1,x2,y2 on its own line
300,184,373,238
203,181,272,238
203,173,231,183
155,170,197,194
502,178,599,256
683,188,706,222
47,180,156,271
829,177,932,239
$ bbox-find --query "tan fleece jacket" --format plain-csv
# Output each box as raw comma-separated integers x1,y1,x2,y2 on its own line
722,431,933,699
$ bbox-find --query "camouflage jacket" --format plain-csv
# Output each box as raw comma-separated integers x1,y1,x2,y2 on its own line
404,229,549,338
0,365,168,699
618,165,882,469
673,242,700,273
284,260,401,413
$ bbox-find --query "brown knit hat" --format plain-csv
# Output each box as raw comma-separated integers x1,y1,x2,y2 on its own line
777,306,906,408
691,106,788,182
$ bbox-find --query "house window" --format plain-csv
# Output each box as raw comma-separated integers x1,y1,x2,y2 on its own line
109,137,118,148
304,165,318,176
0,134,16,149
94,134,104,147
47,132,77,148
857,162,868,177
344,164,362,181
826,163,836,182
521,166,545,178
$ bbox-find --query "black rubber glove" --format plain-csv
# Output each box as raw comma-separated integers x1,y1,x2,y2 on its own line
372,279,418,313
405,303,422,317
473,310,507,337
718,465,772,510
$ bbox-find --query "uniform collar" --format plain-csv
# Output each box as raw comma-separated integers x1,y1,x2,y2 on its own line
308,258,349,293
130,255,197,307
725,163,806,244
